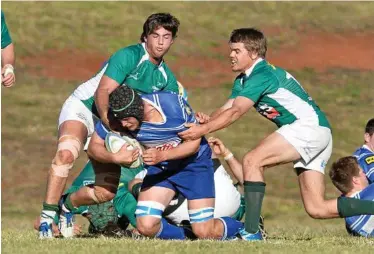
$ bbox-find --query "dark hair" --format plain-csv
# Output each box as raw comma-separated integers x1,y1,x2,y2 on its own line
229,28,267,58
365,118,374,136
109,85,144,123
329,156,360,194
140,13,180,42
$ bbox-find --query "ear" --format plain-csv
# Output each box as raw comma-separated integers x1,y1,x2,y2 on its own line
249,51,259,60
364,133,371,143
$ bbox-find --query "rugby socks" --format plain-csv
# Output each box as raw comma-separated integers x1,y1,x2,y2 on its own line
155,218,186,240
63,194,76,212
244,181,266,233
337,196,374,217
41,202,59,224
218,217,244,240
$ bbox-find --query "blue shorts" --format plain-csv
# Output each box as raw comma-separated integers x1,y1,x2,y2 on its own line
142,147,215,200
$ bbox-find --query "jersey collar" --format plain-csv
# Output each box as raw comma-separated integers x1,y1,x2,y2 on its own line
362,144,374,153
244,57,264,77
141,43,164,67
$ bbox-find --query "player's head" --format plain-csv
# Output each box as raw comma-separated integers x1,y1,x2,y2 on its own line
140,13,180,60
228,28,267,73
364,118,374,150
109,85,144,131
329,156,368,195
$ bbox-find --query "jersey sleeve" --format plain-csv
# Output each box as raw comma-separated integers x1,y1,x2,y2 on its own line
95,121,110,140
104,47,138,85
359,155,374,183
1,11,12,49
229,76,243,99
235,74,272,103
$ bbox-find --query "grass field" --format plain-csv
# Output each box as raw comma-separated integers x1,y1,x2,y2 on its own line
2,2,374,253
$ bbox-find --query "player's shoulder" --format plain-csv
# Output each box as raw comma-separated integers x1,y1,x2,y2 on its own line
111,43,143,60
354,146,374,164
244,60,278,83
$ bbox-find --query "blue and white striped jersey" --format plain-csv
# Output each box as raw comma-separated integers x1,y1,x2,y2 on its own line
95,92,209,159
353,145,374,183
345,184,374,237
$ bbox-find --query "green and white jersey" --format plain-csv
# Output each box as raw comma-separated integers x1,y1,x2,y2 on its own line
1,11,12,49
72,43,179,115
230,59,330,129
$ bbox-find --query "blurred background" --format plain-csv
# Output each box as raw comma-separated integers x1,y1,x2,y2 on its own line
1,2,374,252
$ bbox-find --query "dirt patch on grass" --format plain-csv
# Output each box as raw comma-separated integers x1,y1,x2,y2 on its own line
22,30,374,87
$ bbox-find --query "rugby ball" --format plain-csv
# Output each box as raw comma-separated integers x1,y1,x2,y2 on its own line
105,132,143,168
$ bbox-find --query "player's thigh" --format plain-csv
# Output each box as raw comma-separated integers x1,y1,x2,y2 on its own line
246,131,301,168
91,159,121,193
58,95,98,144
213,166,241,218
137,186,176,227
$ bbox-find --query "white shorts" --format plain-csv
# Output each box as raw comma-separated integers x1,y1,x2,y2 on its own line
58,95,99,135
58,95,100,149
165,165,241,225
276,121,333,174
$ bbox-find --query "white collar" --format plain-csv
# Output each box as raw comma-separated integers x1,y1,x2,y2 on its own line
244,58,264,77
141,43,164,67
362,144,374,153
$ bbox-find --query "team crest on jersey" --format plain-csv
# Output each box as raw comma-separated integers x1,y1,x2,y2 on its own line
185,105,192,115
256,104,280,119
365,156,374,164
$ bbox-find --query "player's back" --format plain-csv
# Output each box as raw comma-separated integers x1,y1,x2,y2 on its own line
132,92,196,149
345,184,374,237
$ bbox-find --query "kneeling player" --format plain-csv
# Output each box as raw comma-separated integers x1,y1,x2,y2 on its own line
329,156,374,237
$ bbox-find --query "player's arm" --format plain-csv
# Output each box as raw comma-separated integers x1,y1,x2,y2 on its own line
87,123,138,165
95,49,137,126
1,11,15,87
209,99,235,120
143,139,201,165
208,137,243,185
94,76,120,127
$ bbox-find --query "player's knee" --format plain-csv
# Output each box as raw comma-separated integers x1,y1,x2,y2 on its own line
304,203,327,219
54,149,75,165
243,153,261,171
136,218,159,237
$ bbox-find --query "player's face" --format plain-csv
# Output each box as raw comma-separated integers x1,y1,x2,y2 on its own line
356,167,369,187
364,133,374,151
120,117,140,131
229,42,256,73
145,27,174,63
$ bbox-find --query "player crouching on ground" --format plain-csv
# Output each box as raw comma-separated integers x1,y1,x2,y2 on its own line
329,156,374,237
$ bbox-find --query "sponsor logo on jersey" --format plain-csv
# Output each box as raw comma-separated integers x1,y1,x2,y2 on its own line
128,72,140,80
365,156,374,164
256,104,280,119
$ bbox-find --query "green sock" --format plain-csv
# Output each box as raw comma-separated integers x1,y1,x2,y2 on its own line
42,202,59,212
244,181,266,234
337,196,374,217
63,194,76,211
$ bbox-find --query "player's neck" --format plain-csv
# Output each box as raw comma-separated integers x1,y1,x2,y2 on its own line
347,185,366,197
143,101,163,123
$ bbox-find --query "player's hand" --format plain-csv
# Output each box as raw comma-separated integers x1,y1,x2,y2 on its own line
112,144,139,165
143,148,167,165
196,112,210,124
1,64,15,87
208,137,230,156
178,123,208,141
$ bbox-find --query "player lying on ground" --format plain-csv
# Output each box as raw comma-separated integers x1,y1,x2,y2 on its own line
60,86,245,240
38,13,181,239
353,118,374,183
329,156,374,237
